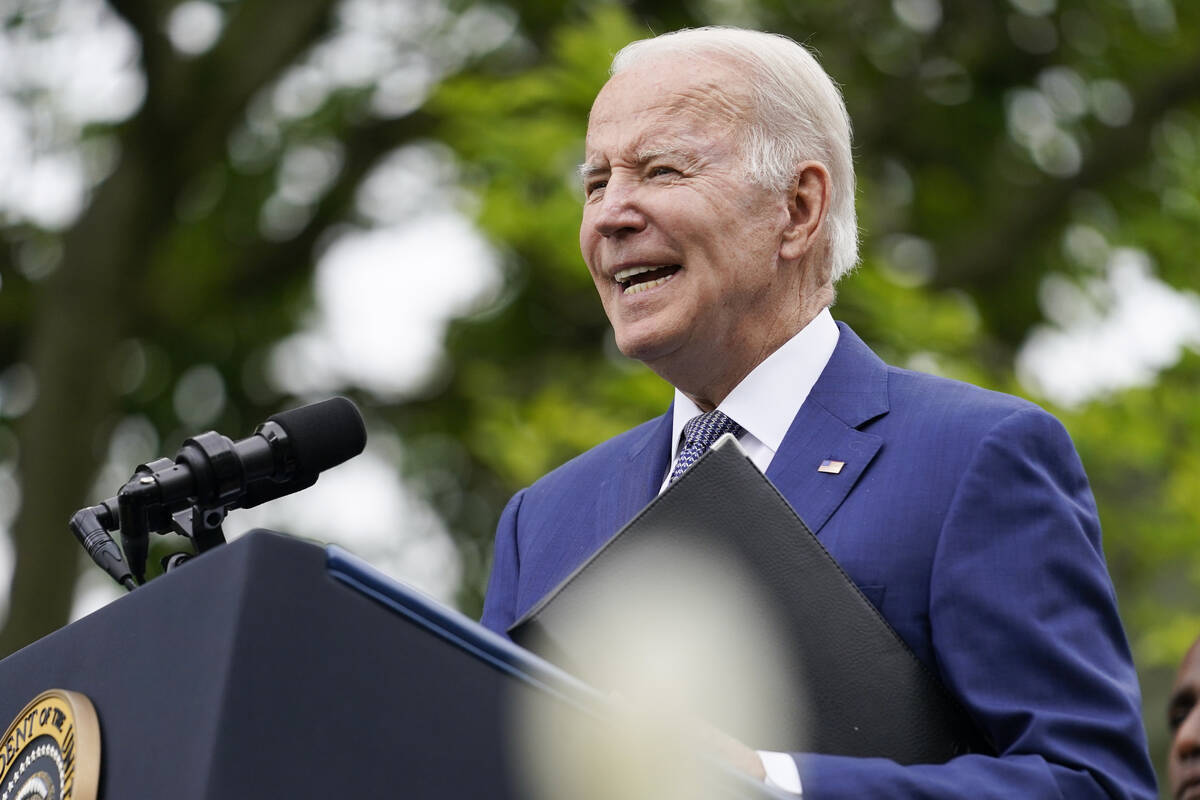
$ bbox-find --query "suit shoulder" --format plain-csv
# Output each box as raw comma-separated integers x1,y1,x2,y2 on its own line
524,415,665,499
881,364,1072,446
888,364,1044,417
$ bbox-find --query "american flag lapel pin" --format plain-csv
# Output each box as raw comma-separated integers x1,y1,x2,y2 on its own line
818,459,845,474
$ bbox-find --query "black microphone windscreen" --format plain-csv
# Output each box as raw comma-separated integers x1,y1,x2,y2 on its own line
268,396,367,475
239,472,319,509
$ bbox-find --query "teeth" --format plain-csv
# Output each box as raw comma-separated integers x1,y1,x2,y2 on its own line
612,265,679,295
615,265,661,282
623,275,673,295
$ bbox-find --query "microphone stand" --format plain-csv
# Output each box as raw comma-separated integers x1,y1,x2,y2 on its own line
70,449,235,589
69,488,229,591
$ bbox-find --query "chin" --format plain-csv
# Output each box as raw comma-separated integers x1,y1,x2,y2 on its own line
613,330,676,364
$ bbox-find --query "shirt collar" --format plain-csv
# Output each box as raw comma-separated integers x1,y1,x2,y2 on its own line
670,307,840,461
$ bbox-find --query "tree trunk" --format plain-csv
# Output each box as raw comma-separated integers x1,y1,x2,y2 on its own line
0,153,156,657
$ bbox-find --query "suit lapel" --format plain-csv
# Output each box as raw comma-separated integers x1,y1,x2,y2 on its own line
592,408,673,542
588,322,890,541
767,324,889,535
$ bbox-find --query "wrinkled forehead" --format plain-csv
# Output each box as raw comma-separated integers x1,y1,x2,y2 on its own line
585,55,753,152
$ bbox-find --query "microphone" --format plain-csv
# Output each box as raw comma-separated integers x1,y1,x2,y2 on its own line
90,397,366,584
147,395,367,512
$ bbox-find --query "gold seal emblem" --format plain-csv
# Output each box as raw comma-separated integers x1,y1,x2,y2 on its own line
0,690,100,800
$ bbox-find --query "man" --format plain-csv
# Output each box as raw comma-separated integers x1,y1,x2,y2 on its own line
1169,636,1200,800
481,26,1157,798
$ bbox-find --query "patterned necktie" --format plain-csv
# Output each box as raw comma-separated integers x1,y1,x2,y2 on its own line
668,409,743,484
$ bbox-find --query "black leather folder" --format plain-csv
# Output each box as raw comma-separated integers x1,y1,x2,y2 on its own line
509,435,990,764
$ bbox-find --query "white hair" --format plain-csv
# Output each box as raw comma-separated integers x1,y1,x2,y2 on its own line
610,27,859,281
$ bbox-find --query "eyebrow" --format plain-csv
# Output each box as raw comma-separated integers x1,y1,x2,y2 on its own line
578,147,696,182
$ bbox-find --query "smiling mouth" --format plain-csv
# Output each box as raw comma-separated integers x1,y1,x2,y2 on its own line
615,265,681,295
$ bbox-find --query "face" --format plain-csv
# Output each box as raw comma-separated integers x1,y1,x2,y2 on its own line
579,56,816,404
1170,641,1200,800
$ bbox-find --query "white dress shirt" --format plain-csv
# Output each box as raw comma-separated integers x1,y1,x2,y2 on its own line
661,308,840,794
663,307,840,486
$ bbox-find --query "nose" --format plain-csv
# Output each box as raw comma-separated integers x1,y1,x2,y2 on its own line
588,178,647,239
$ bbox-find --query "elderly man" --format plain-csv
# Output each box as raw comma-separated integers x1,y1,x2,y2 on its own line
1169,636,1200,800
481,27,1156,798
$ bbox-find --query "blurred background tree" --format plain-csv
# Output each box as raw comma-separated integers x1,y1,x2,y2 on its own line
1,0,1197,791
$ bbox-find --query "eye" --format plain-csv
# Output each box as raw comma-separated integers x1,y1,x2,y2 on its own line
584,178,607,197
1168,696,1195,732
649,165,678,178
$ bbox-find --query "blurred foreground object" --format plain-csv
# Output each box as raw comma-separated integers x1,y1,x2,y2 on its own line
512,541,795,800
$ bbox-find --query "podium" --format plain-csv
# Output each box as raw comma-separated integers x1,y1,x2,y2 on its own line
0,531,784,798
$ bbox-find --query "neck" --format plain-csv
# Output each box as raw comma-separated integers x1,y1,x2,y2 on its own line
659,294,833,411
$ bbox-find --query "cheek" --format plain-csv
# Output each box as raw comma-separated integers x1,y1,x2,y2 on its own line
701,206,782,260
578,223,590,258
579,230,600,275
579,203,598,245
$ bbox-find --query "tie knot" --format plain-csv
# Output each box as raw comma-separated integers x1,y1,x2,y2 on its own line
669,410,742,484
682,409,741,445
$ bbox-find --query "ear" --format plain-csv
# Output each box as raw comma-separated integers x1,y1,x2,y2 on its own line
779,161,831,262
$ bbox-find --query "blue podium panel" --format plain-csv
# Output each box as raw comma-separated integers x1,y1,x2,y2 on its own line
0,531,783,799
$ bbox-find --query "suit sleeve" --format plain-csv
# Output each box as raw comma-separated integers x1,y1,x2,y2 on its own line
480,488,526,637
797,408,1156,799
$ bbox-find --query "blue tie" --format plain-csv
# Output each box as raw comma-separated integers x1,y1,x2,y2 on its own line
668,410,743,484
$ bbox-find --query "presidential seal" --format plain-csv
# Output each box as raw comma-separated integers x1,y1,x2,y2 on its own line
0,690,99,800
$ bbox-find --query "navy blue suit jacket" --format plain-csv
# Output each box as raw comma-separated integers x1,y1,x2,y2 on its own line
481,323,1156,799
